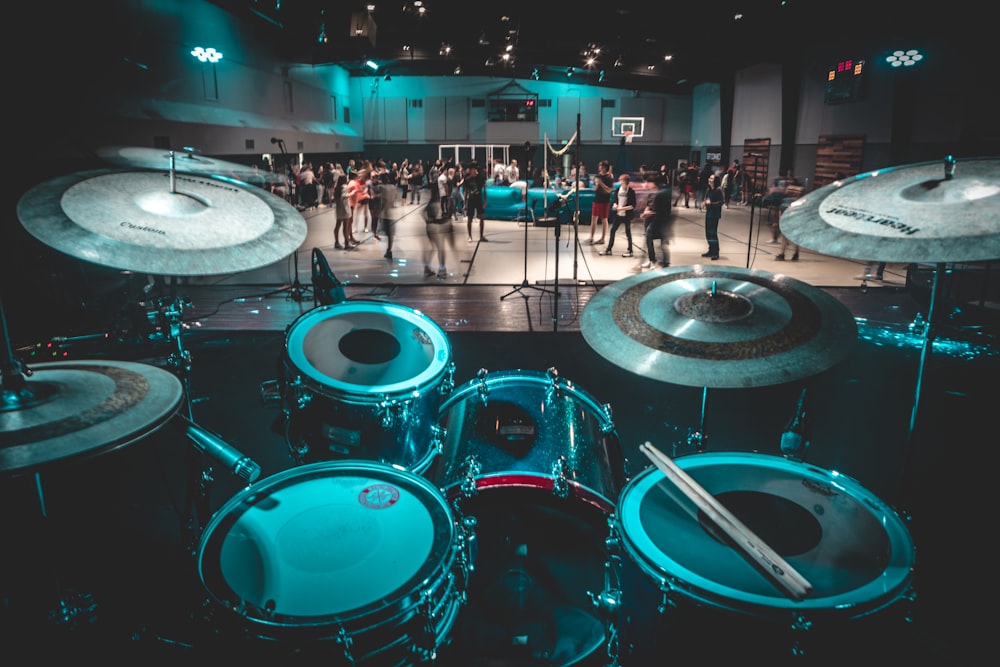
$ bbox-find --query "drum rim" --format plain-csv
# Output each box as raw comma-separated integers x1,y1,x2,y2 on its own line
285,302,452,398
616,452,915,616
439,369,611,423
197,460,457,627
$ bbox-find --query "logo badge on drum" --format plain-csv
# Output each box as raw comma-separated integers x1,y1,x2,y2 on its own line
359,483,400,509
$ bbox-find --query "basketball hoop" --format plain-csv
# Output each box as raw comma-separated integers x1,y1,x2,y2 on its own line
623,130,633,144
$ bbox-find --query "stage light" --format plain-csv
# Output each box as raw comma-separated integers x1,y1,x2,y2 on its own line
886,49,923,67
191,47,223,63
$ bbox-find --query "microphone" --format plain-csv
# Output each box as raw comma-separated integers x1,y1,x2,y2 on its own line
779,388,810,456
181,417,262,484
270,137,280,144
312,247,346,306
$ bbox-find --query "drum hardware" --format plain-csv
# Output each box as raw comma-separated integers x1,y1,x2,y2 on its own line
604,452,917,662
640,442,813,600
311,246,347,307
16,167,306,277
96,145,287,186
780,156,1000,498
581,266,858,388
196,461,475,661
779,387,810,458
277,302,454,472
432,368,626,666
2,297,185,631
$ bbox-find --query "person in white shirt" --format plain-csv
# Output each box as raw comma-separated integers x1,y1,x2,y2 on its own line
504,159,519,185
492,158,507,185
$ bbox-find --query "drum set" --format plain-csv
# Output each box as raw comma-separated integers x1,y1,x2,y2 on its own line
4,152,997,663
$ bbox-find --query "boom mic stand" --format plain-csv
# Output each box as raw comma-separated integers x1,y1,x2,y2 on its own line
272,137,305,302
501,187,555,301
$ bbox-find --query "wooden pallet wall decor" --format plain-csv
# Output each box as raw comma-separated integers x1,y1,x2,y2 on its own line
814,134,865,188
741,138,771,193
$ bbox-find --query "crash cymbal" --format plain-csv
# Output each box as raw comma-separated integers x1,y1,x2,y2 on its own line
16,168,306,276
581,266,857,388
97,146,286,185
1,360,183,475
780,156,1000,263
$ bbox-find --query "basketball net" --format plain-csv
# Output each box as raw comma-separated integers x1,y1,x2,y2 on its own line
624,130,633,144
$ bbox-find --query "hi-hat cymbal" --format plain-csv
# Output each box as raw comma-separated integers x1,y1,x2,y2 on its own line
779,157,1000,263
16,168,307,276
1,360,183,475
97,146,287,185
581,266,857,388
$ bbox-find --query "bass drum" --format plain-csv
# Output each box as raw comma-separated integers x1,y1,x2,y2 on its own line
429,368,627,667
197,461,475,664
280,302,454,473
609,452,916,663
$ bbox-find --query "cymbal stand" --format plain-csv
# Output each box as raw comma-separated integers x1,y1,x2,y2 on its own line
2,298,98,629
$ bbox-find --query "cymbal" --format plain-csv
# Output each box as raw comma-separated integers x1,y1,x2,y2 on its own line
97,146,287,185
779,157,1000,263
16,168,307,276
581,266,857,388
1,360,183,475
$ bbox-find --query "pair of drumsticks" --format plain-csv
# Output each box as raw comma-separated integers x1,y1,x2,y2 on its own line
640,442,813,600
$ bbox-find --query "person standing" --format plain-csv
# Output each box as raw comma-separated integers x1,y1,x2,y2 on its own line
422,184,453,278
701,174,724,260
587,160,613,245
464,161,488,242
639,176,674,268
602,172,636,257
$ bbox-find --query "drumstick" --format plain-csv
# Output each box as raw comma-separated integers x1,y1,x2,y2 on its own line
639,442,813,601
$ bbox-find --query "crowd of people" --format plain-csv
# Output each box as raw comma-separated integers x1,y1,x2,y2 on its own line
255,153,760,276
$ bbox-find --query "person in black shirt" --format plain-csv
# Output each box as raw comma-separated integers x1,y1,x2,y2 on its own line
464,162,488,242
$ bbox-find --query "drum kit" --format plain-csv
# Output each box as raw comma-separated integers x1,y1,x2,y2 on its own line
2,153,996,661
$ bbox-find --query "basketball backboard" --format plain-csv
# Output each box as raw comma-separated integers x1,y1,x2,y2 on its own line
612,116,645,138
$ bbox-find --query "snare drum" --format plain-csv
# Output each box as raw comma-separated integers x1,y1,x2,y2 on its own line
280,302,454,473
606,452,916,662
197,461,474,664
430,368,627,667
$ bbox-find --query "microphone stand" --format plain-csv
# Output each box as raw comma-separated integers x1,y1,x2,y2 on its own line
273,138,305,302
745,154,759,268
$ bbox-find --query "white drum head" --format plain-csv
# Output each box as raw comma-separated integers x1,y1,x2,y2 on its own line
617,452,914,617
199,461,454,623
285,302,450,398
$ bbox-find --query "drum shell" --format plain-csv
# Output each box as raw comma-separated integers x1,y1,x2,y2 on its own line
280,302,453,473
196,461,469,664
429,369,626,666
431,369,626,510
610,452,916,662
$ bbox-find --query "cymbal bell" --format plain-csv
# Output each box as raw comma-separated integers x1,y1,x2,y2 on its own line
97,146,287,185
1,360,183,476
779,156,1000,263
581,266,857,388
16,168,307,276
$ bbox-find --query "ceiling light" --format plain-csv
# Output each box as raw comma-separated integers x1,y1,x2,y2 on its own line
384,73,391,81
191,47,223,63
567,67,574,77
365,60,379,71
599,70,605,82
663,54,673,62
440,43,452,56
613,55,623,68
647,64,656,71
453,65,462,75
886,49,923,67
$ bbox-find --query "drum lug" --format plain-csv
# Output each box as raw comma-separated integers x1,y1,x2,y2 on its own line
599,402,615,433
431,424,447,456
440,362,456,396
475,368,490,404
376,394,407,429
459,515,478,580
285,377,311,410
551,455,570,499
458,454,482,498
258,379,281,404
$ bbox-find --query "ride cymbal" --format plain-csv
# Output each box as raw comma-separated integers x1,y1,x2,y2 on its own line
97,146,286,185
779,156,1000,263
1,360,183,475
16,168,306,276
581,266,857,388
